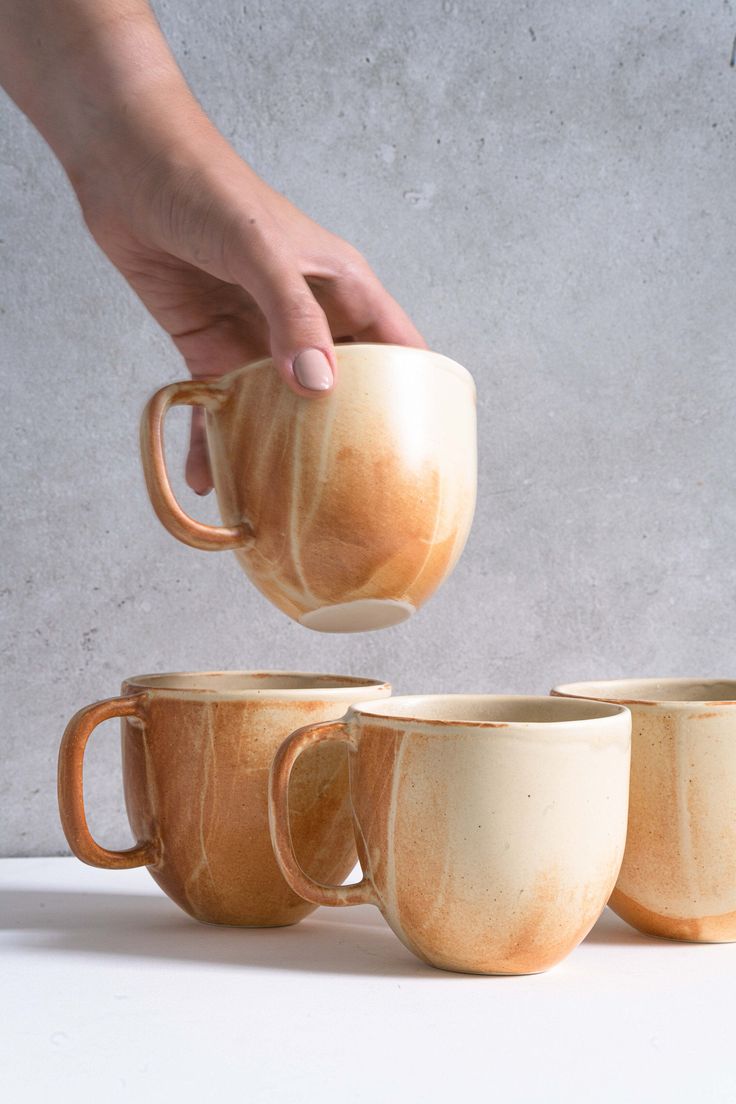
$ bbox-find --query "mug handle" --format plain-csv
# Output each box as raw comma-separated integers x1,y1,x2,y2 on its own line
57,693,160,869
268,720,376,907
140,378,254,552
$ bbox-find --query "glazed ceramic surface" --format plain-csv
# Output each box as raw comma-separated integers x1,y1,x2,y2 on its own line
58,672,390,926
140,344,477,632
553,678,736,942
269,694,631,974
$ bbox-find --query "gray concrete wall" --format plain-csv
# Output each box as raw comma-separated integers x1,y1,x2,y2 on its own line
2,0,734,856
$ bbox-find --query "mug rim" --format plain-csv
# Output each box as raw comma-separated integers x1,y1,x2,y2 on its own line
121,670,391,701
348,693,629,729
220,343,475,392
551,678,736,707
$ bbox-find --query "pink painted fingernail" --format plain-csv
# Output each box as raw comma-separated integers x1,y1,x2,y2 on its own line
293,349,333,391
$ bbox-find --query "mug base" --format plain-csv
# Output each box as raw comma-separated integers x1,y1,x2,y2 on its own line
609,887,736,943
299,598,415,633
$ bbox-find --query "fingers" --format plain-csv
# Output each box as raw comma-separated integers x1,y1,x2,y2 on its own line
226,219,423,398
349,290,427,348
225,231,338,396
255,276,337,394
170,288,271,495
308,254,427,350
185,406,213,495
179,262,425,496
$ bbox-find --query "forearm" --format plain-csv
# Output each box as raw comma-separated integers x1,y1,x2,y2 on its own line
0,0,223,195
0,0,425,442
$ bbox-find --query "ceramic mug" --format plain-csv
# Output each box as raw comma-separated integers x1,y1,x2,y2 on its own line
552,678,736,942
269,694,631,974
58,671,390,926
140,344,477,633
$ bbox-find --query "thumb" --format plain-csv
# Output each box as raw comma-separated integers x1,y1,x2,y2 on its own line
251,272,336,396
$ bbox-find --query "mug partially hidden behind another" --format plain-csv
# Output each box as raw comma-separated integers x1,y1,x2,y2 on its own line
269,695,631,974
140,344,476,632
58,671,390,926
553,678,736,942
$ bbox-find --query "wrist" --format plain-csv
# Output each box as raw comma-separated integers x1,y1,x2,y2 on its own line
4,4,210,201
52,22,201,193
68,77,212,209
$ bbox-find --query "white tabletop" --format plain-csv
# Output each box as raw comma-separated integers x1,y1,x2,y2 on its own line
2,857,733,1102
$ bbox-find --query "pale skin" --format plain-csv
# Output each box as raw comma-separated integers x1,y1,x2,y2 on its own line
0,0,425,493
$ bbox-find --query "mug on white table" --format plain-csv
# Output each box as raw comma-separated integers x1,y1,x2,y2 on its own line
269,694,631,974
553,678,736,942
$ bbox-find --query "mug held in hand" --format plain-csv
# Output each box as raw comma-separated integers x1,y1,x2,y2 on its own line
140,344,477,632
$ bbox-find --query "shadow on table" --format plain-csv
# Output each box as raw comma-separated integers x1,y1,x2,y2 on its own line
0,887,665,976
0,886,444,979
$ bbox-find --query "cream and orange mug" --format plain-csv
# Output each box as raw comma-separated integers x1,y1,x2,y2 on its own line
553,678,736,942
58,671,390,926
269,694,631,974
140,344,477,633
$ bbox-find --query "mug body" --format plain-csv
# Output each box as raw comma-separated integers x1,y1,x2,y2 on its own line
121,672,390,925
553,679,736,941
205,344,477,631
345,695,631,973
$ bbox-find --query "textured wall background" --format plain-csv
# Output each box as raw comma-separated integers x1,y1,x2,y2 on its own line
1,1,734,856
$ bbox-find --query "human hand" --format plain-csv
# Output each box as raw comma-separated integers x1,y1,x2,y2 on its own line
0,0,425,493
79,130,426,494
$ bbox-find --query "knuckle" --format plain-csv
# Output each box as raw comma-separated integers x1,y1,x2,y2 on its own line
335,249,372,288
275,288,324,328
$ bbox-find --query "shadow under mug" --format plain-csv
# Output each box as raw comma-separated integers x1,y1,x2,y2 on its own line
269,694,631,974
553,678,736,942
140,344,477,633
58,671,390,926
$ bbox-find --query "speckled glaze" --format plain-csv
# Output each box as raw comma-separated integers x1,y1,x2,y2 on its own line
58,672,390,926
269,695,631,974
553,678,736,942
140,344,477,632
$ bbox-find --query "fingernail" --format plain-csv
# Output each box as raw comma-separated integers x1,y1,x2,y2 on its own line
293,349,333,391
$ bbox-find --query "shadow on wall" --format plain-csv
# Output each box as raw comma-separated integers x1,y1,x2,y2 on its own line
1,885,660,978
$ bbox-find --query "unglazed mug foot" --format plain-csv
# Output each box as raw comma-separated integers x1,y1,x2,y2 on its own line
269,694,631,974
58,671,390,926
552,678,736,942
140,344,477,632
298,598,415,633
